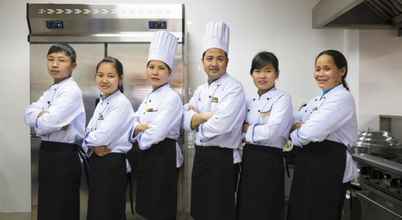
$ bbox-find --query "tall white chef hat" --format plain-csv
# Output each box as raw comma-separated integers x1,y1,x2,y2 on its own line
147,31,178,71
203,21,230,53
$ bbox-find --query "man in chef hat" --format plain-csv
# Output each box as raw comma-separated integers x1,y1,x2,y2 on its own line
183,21,246,220
127,30,184,220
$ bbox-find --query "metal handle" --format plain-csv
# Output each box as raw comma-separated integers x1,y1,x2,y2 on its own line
355,190,402,218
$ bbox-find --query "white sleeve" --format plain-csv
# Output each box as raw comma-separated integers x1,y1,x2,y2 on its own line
290,93,354,146
183,88,200,131
129,106,142,143
84,102,134,148
247,95,293,144
138,96,183,150
24,93,47,127
35,88,83,135
199,85,246,141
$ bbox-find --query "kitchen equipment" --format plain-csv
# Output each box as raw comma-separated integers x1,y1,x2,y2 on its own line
354,130,402,159
313,0,402,36
352,153,402,219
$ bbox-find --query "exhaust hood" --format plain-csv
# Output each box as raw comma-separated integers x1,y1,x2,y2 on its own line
313,0,402,35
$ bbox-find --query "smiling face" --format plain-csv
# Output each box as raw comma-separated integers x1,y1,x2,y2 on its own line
251,64,278,92
202,48,228,81
47,52,76,83
314,54,346,90
146,60,171,89
96,62,121,96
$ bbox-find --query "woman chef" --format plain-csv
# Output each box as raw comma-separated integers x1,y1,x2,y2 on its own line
287,49,358,220
128,31,183,220
83,56,134,220
237,51,293,220
24,43,85,220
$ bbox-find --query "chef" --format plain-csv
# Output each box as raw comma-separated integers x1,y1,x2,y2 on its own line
84,56,134,220
237,51,293,220
128,30,183,220
287,49,358,220
24,43,85,220
183,21,246,220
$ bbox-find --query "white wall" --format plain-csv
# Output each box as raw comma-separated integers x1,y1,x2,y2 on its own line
359,29,402,130
0,0,350,212
0,0,31,212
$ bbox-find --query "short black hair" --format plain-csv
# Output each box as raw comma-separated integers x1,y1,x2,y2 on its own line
47,43,77,64
250,51,279,75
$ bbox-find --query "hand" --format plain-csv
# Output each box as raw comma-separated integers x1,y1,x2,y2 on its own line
191,112,214,129
135,123,150,134
242,122,250,133
93,146,111,157
291,122,302,132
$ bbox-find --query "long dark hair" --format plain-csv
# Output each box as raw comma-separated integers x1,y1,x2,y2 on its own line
250,51,279,76
96,56,124,93
315,49,349,90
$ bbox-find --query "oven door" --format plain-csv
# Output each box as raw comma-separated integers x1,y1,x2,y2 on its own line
351,187,402,220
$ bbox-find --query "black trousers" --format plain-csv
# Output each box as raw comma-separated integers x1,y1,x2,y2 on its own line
191,145,236,220
287,140,347,220
87,153,127,220
237,144,284,220
134,138,177,220
37,141,81,220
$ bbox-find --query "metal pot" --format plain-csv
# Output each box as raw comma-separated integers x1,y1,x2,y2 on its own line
354,130,402,159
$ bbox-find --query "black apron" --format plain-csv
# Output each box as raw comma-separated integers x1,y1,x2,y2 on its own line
287,140,347,220
134,138,177,220
237,144,284,220
86,153,127,220
191,145,236,220
37,141,81,220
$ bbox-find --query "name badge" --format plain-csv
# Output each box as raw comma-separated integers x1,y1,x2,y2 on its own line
211,96,219,103
145,107,158,112
260,111,271,117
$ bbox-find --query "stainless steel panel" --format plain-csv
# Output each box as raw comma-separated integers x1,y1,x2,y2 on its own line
27,4,184,43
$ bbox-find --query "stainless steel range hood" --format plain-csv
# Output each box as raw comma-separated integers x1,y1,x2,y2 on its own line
313,0,402,35
27,3,184,43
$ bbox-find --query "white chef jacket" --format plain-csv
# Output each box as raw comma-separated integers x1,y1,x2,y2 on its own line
290,84,358,183
245,88,293,149
183,73,246,163
131,84,184,168
24,77,85,145
83,90,134,154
